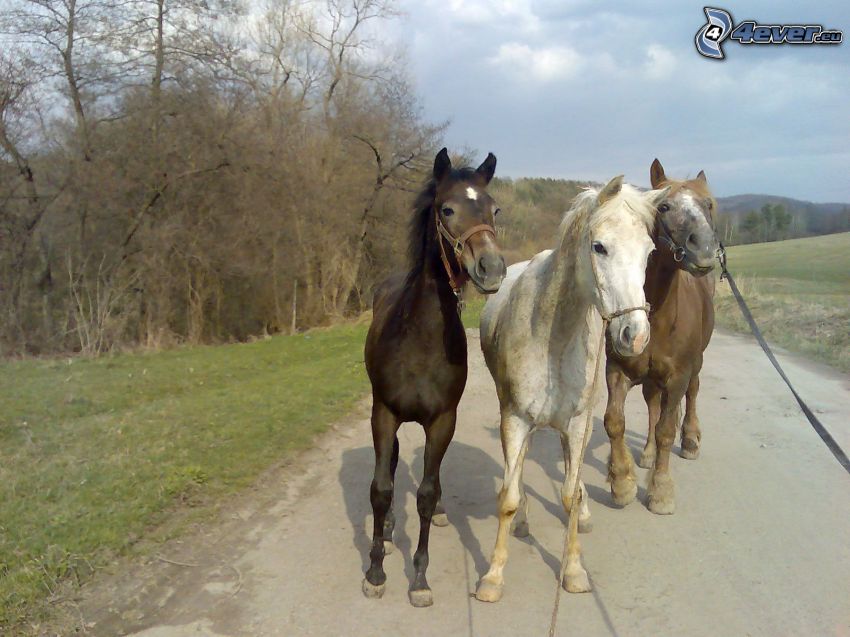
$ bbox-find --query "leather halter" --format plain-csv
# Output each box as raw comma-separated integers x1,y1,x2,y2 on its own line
434,210,496,293
656,215,686,262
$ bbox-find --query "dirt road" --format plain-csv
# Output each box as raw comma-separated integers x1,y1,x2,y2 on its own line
84,330,850,637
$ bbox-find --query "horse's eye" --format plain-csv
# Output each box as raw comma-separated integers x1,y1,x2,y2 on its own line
706,200,714,210
442,207,454,216
658,203,670,213
592,241,608,256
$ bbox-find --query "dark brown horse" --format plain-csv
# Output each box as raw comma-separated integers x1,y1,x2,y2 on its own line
362,148,506,606
604,158,719,515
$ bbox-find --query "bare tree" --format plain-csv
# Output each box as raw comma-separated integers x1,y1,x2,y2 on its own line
295,0,398,123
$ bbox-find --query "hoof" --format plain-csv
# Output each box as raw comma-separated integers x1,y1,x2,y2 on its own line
408,588,433,607
647,472,675,515
431,512,449,527
362,578,386,599
648,496,675,515
562,569,592,593
680,439,700,460
610,478,637,507
578,518,593,534
638,450,655,469
383,540,395,555
475,578,503,603
512,519,529,538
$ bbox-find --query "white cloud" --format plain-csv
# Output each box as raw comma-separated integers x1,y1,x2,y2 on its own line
434,0,541,32
644,44,677,80
490,42,582,81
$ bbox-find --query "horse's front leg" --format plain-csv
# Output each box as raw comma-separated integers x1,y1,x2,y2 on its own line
409,409,456,607
558,417,592,592
603,368,637,505
638,381,662,468
363,400,401,598
560,420,592,532
475,412,531,603
647,378,687,514
680,373,702,460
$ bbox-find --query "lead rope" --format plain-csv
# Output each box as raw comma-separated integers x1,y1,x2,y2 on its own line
547,316,607,637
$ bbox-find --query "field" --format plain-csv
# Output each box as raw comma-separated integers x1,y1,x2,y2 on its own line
2,233,846,633
0,325,370,630
716,232,850,371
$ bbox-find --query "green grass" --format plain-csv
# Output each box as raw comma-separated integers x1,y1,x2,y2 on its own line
462,294,487,329
716,232,850,372
0,324,369,631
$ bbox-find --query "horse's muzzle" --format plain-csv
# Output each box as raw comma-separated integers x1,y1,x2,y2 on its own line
610,313,650,357
681,232,719,277
471,254,506,294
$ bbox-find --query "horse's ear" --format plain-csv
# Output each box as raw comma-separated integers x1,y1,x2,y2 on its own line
476,152,497,185
650,158,666,188
645,185,672,208
597,175,624,205
433,147,451,182
696,169,707,182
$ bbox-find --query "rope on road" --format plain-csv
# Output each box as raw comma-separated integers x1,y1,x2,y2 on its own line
718,245,850,476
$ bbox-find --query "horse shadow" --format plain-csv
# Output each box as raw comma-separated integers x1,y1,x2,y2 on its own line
340,435,506,585
338,408,672,587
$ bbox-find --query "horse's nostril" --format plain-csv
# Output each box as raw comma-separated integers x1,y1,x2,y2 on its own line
478,256,487,275
622,325,631,344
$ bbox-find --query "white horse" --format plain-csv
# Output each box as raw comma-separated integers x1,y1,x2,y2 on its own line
475,176,670,601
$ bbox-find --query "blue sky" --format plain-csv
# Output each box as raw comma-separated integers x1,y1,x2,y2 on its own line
390,1,850,202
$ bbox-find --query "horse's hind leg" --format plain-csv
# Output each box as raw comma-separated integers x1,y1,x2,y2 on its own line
680,373,702,460
604,369,637,506
476,412,531,603
639,381,662,469
511,433,533,538
432,496,449,527
409,410,456,607
363,400,400,598
382,436,400,554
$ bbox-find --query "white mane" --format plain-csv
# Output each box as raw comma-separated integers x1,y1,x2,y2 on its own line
558,183,656,245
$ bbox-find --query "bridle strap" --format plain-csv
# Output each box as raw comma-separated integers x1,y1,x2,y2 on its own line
599,303,650,322
656,215,686,262
435,212,496,292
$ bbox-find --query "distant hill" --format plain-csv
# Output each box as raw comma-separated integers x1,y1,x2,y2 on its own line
715,194,850,243
489,178,850,250
717,194,849,218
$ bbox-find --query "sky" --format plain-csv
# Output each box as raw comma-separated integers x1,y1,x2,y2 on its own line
386,1,850,202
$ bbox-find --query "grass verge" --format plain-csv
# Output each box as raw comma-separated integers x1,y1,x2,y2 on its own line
716,232,849,373
0,324,369,632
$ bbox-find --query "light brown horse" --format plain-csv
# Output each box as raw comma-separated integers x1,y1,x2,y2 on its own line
604,158,719,515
